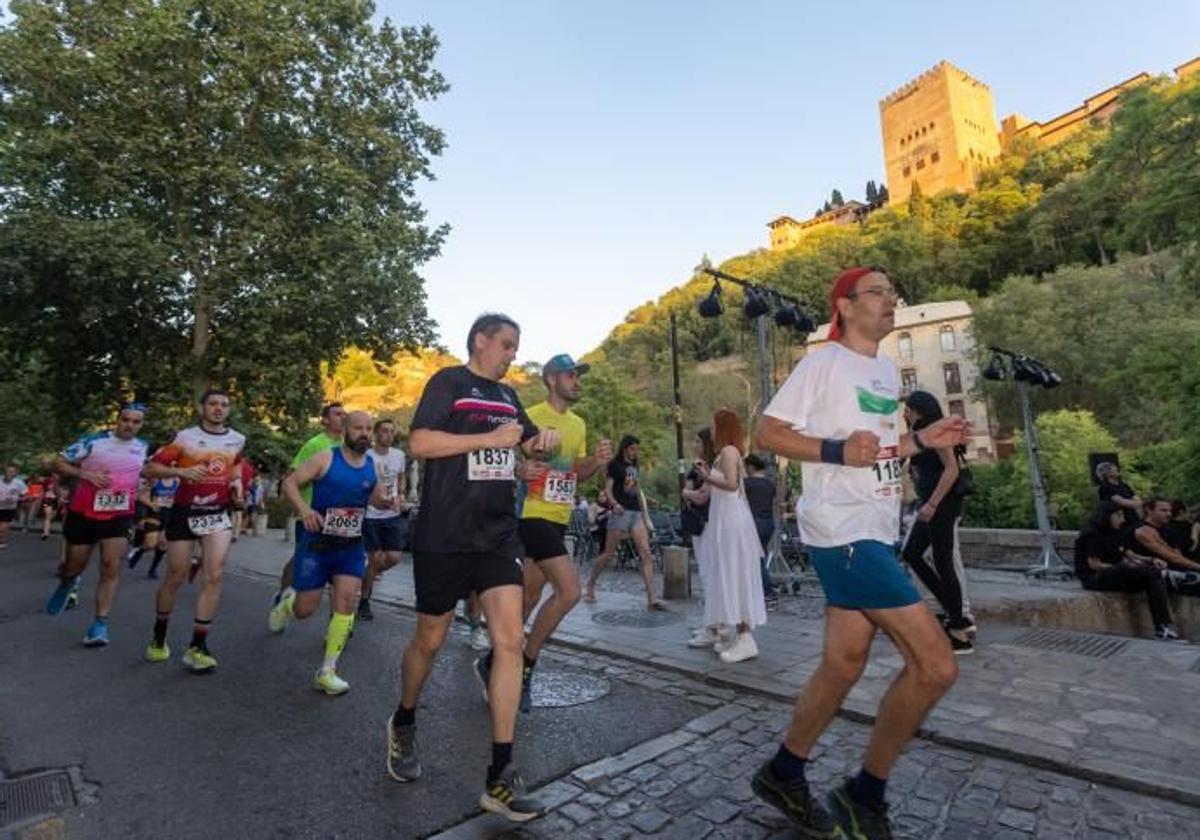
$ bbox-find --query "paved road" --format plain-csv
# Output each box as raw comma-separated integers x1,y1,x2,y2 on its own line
0,536,700,839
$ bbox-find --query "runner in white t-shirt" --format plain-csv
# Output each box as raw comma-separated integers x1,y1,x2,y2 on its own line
750,267,970,839
0,463,29,550
358,418,408,621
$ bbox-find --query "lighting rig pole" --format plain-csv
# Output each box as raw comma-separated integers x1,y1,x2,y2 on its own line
982,347,1071,579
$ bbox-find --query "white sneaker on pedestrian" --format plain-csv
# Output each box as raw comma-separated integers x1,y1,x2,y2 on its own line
719,631,759,664
687,626,720,648
470,625,491,651
712,626,736,654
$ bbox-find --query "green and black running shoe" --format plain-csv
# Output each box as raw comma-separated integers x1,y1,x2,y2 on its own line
827,778,894,840
750,761,844,838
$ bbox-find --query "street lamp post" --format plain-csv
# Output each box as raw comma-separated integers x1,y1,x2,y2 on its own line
983,347,1070,578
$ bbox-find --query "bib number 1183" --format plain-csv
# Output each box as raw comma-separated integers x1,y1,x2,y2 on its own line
871,447,902,499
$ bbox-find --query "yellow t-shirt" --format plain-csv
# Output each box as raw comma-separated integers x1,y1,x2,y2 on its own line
520,402,587,525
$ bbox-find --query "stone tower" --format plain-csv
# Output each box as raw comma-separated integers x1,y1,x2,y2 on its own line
880,61,1002,199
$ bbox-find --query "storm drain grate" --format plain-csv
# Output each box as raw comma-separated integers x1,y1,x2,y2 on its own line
1011,628,1129,659
591,609,682,628
0,770,76,829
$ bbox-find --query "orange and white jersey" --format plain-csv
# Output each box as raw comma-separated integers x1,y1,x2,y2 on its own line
150,426,245,509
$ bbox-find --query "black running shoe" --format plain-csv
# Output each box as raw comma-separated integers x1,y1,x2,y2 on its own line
827,778,893,840
750,761,843,838
480,764,543,823
473,652,492,704
385,716,421,782
519,664,534,713
357,599,374,621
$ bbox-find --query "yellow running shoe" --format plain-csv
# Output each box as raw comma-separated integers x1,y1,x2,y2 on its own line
269,591,295,634
145,642,171,663
313,669,350,696
183,646,218,673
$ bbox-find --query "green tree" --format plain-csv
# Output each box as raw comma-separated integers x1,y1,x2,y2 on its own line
0,0,446,441
831,189,845,207
865,180,879,202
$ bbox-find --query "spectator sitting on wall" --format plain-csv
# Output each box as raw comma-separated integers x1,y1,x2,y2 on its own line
1074,501,1179,640
1163,500,1200,561
1127,498,1200,600
1096,462,1141,529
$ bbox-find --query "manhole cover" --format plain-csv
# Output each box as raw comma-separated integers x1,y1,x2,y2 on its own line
529,669,611,708
591,609,682,628
1011,628,1129,659
0,770,76,830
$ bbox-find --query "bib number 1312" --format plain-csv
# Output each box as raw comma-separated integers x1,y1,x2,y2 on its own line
469,448,514,481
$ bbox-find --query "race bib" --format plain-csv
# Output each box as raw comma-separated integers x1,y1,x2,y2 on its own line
871,446,902,500
152,494,174,508
93,490,130,513
188,511,231,535
322,507,365,538
542,470,577,505
383,482,397,501
469,448,515,481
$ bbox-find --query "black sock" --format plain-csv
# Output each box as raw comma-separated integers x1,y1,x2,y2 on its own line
849,768,888,807
769,744,808,783
148,549,166,575
153,612,170,646
487,742,513,784
393,704,415,727
190,619,212,652
523,653,537,670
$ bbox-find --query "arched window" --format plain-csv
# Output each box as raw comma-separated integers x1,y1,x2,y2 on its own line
898,332,913,360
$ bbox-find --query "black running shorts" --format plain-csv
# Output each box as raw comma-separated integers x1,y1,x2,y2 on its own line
413,540,524,616
63,512,135,545
164,506,231,542
518,518,569,562
0,509,15,523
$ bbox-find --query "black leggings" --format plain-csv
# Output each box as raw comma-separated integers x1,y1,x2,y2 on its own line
1082,564,1172,629
902,499,965,627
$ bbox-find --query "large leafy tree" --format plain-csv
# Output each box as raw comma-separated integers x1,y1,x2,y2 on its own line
0,0,446,442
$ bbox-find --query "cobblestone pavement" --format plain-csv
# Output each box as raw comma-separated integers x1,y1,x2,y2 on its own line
433,643,1200,840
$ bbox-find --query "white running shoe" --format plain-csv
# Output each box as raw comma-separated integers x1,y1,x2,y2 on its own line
470,625,491,651
718,631,759,664
687,626,720,648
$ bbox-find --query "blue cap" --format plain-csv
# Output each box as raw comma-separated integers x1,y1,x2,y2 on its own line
543,354,591,377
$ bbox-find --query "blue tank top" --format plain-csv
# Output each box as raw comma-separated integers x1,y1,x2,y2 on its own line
312,449,376,513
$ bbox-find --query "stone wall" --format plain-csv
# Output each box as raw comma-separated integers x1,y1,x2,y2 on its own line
958,528,1077,569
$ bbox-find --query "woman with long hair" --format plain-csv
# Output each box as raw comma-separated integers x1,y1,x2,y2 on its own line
695,408,766,662
900,390,973,654
583,435,667,609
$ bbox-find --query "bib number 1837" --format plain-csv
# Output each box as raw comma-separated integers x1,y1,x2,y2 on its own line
469,448,514,481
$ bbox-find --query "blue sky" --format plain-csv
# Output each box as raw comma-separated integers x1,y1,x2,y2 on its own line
381,0,1199,364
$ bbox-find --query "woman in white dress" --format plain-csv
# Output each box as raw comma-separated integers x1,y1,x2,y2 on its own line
696,409,767,663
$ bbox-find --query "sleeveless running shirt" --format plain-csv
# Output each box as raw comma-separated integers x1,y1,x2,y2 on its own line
309,448,377,541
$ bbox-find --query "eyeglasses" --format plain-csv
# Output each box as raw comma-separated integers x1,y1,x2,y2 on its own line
847,286,899,301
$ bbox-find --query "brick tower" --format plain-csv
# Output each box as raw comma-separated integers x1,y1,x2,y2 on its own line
880,61,1002,200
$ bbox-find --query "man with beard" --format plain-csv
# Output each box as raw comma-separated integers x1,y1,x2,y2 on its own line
45,404,149,646
143,389,245,673
493,354,611,713
277,411,389,694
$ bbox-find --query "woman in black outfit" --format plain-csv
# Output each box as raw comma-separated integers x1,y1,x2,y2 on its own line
1075,500,1178,639
900,391,972,654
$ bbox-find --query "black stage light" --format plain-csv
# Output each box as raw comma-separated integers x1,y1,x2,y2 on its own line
743,288,770,319
698,282,724,318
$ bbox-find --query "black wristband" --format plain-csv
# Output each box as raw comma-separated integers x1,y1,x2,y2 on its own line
820,439,846,465
912,430,928,452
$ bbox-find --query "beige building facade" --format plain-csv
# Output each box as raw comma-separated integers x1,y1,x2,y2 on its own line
805,300,995,461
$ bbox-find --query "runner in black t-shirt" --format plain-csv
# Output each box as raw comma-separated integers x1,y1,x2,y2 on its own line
384,313,560,824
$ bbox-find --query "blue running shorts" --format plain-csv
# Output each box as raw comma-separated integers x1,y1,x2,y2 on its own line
807,540,921,610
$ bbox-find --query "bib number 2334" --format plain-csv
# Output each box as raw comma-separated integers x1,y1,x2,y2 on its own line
871,447,902,499
469,448,514,481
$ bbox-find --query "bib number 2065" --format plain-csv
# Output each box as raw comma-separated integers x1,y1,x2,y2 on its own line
469,448,514,481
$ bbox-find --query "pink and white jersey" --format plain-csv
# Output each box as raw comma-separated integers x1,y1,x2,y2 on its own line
61,431,149,520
